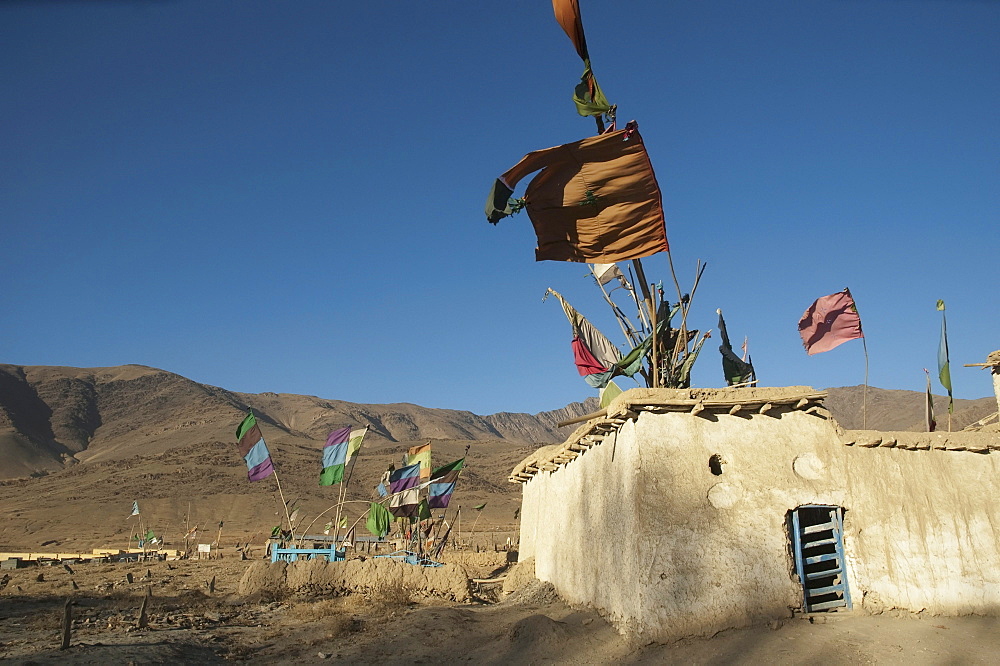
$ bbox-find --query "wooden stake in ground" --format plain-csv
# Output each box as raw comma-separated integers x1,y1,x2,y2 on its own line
137,593,149,629
60,599,73,650
184,501,191,556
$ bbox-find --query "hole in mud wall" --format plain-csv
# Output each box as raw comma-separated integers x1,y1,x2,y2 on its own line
709,454,725,476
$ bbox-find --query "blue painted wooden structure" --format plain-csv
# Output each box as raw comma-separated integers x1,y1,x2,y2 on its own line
373,549,443,567
271,546,345,563
791,505,852,612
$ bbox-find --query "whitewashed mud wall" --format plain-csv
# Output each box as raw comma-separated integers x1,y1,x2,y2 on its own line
518,408,1000,642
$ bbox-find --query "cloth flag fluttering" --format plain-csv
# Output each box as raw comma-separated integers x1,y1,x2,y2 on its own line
130,501,140,517
375,467,390,497
388,463,421,494
924,368,937,432
717,309,755,386
236,411,275,482
599,379,623,409
547,288,671,388
428,458,465,509
319,426,367,486
388,488,420,518
589,263,630,290
406,443,432,481
937,300,954,414
546,288,621,388
417,499,431,521
366,502,392,538
798,289,864,355
551,0,611,118
485,123,669,264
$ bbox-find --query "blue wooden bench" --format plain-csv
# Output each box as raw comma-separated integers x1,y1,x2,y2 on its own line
271,546,345,563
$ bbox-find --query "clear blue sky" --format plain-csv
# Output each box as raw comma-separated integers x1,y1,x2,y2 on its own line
2,1,997,415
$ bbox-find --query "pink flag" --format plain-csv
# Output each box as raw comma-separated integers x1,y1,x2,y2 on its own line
798,289,863,355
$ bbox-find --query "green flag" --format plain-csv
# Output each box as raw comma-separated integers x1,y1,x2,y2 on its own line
937,300,954,413
717,309,755,386
366,502,392,538
319,426,367,486
599,379,623,409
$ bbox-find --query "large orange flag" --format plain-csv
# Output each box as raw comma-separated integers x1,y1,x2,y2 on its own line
485,123,668,263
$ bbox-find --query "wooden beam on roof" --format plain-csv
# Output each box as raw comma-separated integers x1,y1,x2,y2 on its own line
557,408,609,428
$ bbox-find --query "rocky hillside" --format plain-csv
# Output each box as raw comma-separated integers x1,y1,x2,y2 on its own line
824,385,996,431
0,364,598,479
1,364,994,481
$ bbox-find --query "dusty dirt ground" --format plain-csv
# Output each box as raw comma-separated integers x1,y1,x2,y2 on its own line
1,556,998,665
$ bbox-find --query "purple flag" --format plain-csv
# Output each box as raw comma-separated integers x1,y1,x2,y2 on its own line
389,463,421,494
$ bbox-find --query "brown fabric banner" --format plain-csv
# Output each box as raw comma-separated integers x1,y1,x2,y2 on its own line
552,0,589,62
497,124,669,263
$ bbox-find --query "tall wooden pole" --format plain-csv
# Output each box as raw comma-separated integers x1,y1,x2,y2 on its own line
334,426,368,548
272,469,293,535
649,283,659,387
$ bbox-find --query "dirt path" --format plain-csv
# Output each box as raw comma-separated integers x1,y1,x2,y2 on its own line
1,559,997,664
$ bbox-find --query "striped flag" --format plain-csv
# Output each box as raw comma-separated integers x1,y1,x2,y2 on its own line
407,443,432,480
937,300,954,413
428,458,464,509
388,487,420,518
319,426,367,486
129,501,140,517
388,462,421,494
236,411,274,482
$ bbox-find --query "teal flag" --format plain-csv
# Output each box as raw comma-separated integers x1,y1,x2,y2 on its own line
936,300,954,413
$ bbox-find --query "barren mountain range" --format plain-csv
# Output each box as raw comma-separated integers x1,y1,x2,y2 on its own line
1,363,994,479
0,363,994,552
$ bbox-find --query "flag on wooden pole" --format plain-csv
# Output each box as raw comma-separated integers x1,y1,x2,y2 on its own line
236,411,274,482
389,463,421,494
366,502,392,537
407,443,432,481
485,125,668,263
798,289,864,355
937,300,954,414
388,488,420,518
717,309,755,385
319,426,367,486
428,458,465,509
924,368,937,432
551,0,611,118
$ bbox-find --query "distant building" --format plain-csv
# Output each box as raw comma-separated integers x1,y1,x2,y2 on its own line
511,386,1000,642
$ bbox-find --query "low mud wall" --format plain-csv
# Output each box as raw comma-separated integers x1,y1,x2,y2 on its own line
239,558,472,602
